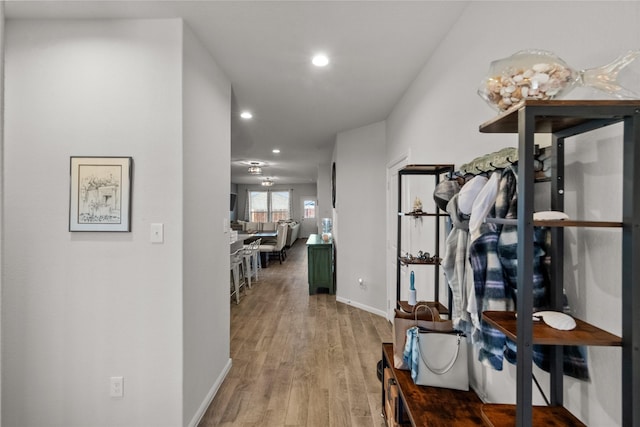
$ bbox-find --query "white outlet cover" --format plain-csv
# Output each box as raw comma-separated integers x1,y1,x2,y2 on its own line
110,376,124,398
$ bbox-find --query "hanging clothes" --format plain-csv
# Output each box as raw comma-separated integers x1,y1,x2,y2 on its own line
497,174,589,380
468,165,589,380
443,174,494,340
469,173,500,243
467,169,514,370
442,193,476,336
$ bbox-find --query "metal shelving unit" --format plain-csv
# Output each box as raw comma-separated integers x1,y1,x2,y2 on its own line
479,100,640,427
396,164,454,312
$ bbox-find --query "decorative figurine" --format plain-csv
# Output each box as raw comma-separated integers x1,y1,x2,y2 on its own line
413,197,423,213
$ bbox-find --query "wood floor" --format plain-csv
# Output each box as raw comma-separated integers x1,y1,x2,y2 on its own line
198,239,393,427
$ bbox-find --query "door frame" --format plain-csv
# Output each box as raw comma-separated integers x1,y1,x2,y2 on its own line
300,196,318,238
386,152,409,321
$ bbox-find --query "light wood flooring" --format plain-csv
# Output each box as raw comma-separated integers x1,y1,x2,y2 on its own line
198,239,393,427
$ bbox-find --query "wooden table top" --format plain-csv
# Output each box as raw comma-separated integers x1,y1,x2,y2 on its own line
382,343,484,426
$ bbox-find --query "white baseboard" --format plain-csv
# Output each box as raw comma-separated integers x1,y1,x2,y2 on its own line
188,358,233,427
335,296,387,318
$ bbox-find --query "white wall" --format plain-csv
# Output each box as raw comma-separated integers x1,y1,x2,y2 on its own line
334,121,387,316
316,162,332,231
0,3,5,419
182,26,231,427
385,2,640,425
3,18,231,427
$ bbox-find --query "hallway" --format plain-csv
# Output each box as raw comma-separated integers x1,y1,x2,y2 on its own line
198,240,392,426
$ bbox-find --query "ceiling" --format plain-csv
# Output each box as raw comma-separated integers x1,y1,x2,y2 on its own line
5,1,469,185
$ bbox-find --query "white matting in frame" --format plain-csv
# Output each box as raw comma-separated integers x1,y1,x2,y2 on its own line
69,156,133,232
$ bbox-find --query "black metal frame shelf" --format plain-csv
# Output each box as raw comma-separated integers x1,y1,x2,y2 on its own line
396,164,454,310
479,100,640,427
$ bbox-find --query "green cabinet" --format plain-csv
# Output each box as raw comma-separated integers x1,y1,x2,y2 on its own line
306,234,334,294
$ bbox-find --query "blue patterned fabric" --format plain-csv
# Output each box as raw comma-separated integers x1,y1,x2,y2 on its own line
470,228,513,369
403,326,420,382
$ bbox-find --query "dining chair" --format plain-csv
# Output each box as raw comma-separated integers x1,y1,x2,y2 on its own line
259,224,288,264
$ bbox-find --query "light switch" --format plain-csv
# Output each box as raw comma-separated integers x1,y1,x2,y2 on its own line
150,223,164,243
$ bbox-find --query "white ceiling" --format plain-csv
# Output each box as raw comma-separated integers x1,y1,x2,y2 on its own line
5,0,469,185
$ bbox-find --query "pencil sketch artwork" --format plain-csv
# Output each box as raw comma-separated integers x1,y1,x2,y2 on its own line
77,165,122,224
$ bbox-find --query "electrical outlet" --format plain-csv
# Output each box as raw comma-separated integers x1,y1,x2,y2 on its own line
110,376,124,398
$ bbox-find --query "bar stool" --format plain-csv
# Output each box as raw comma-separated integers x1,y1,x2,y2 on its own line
242,238,261,288
230,249,246,304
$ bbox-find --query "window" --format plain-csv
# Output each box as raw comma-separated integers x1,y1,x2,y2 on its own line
248,190,290,222
270,191,290,221
248,191,268,222
303,199,316,219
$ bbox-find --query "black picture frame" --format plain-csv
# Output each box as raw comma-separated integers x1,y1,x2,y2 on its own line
69,156,133,232
331,162,336,208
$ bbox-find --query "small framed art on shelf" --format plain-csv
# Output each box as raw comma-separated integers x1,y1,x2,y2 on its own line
69,156,133,232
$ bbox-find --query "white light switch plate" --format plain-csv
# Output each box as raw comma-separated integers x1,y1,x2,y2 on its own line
150,223,164,243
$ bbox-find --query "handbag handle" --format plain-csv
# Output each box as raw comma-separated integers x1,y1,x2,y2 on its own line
413,303,440,326
417,333,462,375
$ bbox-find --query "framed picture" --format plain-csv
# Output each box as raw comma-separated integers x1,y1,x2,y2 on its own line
69,156,133,232
331,162,336,208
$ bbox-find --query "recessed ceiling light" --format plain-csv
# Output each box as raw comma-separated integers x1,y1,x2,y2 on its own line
240,111,253,119
272,149,281,154
312,54,329,67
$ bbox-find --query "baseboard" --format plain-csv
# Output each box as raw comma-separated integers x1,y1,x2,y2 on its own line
188,358,233,427
335,296,387,318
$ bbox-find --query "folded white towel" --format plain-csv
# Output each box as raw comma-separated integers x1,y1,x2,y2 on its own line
533,211,569,221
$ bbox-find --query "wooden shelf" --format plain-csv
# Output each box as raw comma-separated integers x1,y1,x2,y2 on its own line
481,404,586,427
479,100,640,134
399,256,441,266
398,300,448,316
482,311,622,346
533,219,622,228
382,343,484,426
401,211,446,217
485,218,622,228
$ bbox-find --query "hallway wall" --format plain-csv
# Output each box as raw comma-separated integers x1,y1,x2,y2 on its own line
333,121,387,315
182,25,232,427
3,18,231,426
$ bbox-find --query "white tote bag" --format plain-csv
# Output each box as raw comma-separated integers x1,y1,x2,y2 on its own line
415,330,469,391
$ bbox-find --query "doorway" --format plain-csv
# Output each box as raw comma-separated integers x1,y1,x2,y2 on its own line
300,197,318,238
386,154,408,321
